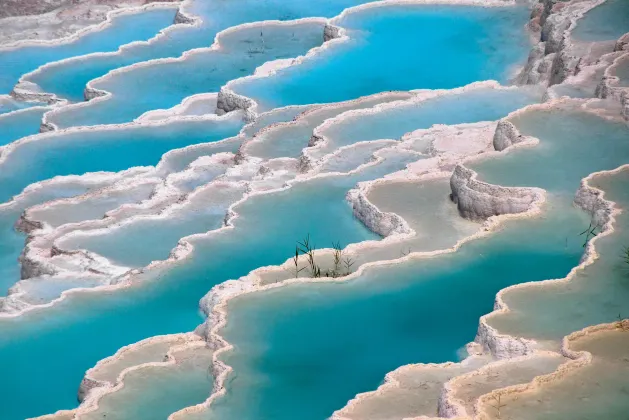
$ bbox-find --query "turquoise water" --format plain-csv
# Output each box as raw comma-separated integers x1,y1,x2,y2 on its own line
0,180,122,295
245,93,412,159
1,1,620,419
28,0,378,103
489,167,629,342
82,347,214,420
469,108,629,195
316,88,539,156
615,57,629,87
0,151,413,419
0,107,48,147
47,22,325,128
0,8,177,95
0,97,37,115
210,200,584,420
572,0,629,42
59,183,247,268
232,4,530,111
0,209,26,293
206,109,629,420
0,117,243,203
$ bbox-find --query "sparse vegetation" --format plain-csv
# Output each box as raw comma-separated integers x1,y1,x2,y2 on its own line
292,246,305,279
297,234,321,278
290,235,358,279
579,220,601,247
617,314,629,331
343,255,356,276
332,241,343,275
488,394,507,419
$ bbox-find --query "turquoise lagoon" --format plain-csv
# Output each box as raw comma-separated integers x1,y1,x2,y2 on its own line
53,87,539,270
615,57,629,88
468,108,629,196
0,106,303,297
474,112,629,343
0,1,616,420
0,148,417,419
312,87,539,157
210,201,585,420
0,96,37,115
571,0,629,42
488,168,629,342
0,179,133,294
231,4,530,111
0,117,243,203
27,0,380,103
81,346,214,420
206,109,629,420
0,8,177,95
0,118,241,295
0,107,49,147
249,87,538,161
47,21,326,128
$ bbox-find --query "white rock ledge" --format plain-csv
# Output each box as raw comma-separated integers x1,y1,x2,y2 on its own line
449,164,540,221
492,119,525,151
517,0,605,87
346,188,412,237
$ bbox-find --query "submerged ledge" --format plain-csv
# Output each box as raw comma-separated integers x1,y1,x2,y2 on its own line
40,16,328,130
168,105,553,420
0,80,530,316
1,0,627,418
6,2,195,107
173,97,628,420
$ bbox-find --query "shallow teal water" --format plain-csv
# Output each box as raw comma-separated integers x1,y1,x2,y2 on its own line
82,347,214,420
0,107,49,147
469,108,629,195
572,0,629,42
616,58,629,87
0,97,37,115
47,22,325,128
0,117,243,203
0,1,617,419
0,209,24,293
0,181,117,295
28,0,378,103
0,151,415,419
60,185,246,268
320,88,539,151
210,199,584,420
204,109,629,420
0,8,177,95
232,4,530,110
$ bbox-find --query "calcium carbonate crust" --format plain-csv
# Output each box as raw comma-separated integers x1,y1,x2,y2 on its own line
4,1,626,419
517,0,606,86
166,101,553,420
595,51,629,120
7,1,195,108
327,101,628,420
